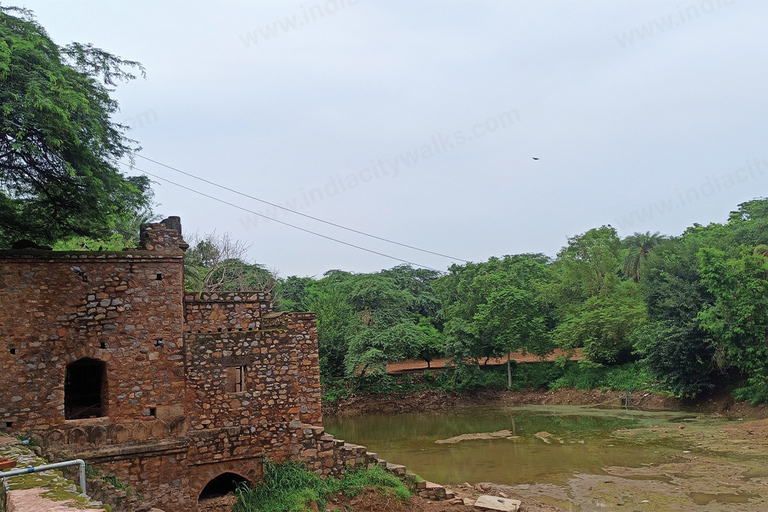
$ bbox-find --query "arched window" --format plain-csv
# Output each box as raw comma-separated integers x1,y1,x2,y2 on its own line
64,358,107,420
199,472,249,501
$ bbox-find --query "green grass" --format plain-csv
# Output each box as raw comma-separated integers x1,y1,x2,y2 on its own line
233,460,410,512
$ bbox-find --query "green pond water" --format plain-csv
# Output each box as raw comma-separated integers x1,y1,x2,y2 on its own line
324,405,711,486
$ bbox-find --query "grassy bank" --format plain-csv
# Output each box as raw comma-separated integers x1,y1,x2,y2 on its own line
233,460,410,512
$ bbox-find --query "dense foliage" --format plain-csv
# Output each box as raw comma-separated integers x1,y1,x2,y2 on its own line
0,7,152,246
270,197,768,404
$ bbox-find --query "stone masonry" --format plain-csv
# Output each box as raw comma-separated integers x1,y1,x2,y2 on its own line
0,217,342,511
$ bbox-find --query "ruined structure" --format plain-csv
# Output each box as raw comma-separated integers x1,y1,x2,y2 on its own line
0,218,344,511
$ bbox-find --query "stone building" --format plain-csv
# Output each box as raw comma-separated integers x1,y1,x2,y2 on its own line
0,217,335,511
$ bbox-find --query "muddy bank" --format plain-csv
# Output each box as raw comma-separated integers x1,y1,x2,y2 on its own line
323,387,768,419
330,486,562,512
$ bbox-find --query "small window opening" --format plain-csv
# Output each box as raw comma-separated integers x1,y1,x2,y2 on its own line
9,347,16,355
225,366,245,393
65,358,107,420
199,473,248,501
155,273,163,280
99,342,106,349
2,421,13,428
149,407,157,417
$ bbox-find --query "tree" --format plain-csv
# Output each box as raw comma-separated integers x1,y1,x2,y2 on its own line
545,226,645,364
543,226,624,333
379,265,442,320
303,272,358,379
727,198,768,247
0,7,151,246
435,254,554,367
276,275,315,312
299,267,446,380
635,226,722,397
52,233,133,251
184,232,278,296
699,247,768,404
553,281,646,364
622,231,668,283
411,317,443,368
471,261,554,358
343,274,416,377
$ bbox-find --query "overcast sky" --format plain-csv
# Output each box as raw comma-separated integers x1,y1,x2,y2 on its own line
15,0,768,277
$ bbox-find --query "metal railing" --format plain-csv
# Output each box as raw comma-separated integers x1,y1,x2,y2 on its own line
0,459,87,495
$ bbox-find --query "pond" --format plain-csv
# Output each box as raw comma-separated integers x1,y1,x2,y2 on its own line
324,405,713,486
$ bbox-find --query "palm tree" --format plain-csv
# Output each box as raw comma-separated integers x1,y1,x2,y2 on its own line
622,231,668,283
753,244,768,259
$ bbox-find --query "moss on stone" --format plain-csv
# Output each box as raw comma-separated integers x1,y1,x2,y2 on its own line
0,443,106,510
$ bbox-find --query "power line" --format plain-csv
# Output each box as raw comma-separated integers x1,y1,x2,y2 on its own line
134,154,470,264
121,162,444,272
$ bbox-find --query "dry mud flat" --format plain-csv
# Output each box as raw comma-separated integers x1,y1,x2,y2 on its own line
495,418,768,511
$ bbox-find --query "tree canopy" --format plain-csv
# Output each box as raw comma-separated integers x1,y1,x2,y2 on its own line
0,7,151,246
184,232,278,298
435,254,554,365
177,197,768,403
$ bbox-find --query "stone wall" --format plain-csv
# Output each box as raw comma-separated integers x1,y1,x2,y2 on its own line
185,312,321,430
27,417,188,453
184,292,271,332
138,217,189,253
0,251,187,432
72,438,192,512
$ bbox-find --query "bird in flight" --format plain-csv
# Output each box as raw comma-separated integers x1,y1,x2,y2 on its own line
532,157,540,160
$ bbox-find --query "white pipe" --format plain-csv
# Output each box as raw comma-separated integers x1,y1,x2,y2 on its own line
0,459,87,495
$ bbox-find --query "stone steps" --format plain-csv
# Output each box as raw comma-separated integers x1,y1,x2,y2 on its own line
294,423,453,501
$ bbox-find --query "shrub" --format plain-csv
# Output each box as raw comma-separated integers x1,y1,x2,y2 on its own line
234,460,410,512
549,361,654,391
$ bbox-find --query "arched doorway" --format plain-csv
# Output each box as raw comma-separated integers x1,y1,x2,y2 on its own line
64,358,107,419
198,472,249,504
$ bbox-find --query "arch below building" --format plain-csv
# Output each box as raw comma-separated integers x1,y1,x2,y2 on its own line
198,472,249,501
